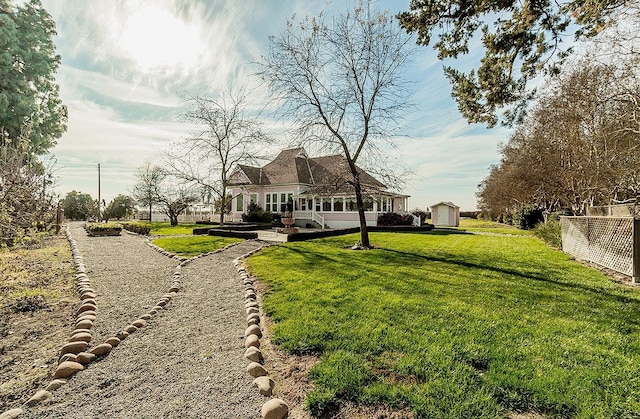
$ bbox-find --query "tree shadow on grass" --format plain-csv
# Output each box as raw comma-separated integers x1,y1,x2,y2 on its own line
376,247,640,308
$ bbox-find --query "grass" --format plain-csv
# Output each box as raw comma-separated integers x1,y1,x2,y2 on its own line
126,221,216,236
247,231,640,418
151,236,241,257
445,218,533,236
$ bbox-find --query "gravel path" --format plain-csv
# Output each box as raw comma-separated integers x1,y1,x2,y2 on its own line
23,223,267,418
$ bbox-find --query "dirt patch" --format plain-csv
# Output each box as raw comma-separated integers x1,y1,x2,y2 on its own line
0,234,76,411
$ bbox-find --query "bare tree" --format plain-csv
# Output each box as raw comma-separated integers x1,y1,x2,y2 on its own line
166,89,269,227
156,183,198,226
259,0,415,248
132,162,166,222
0,143,56,246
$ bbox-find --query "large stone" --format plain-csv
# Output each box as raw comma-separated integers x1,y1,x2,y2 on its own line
60,341,88,355
77,303,97,315
76,352,96,365
76,314,96,323
245,334,260,348
81,298,96,306
124,325,137,334
116,331,129,340
261,398,289,419
246,307,259,315
132,319,147,328
89,343,112,356
253,376,275,396
45,379,67,391
58,353,77,364
248,317,260,326
80,292,96,300
0,408,23,419
140,314,151,320
70,332,92,343
245,324,262,338
26,390,52,406
244,346,263,363
105,337,121,347
53,361,84,379
247,361,268,377
75,319,93,330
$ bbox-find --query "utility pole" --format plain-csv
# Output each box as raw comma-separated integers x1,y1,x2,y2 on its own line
97,163,101,221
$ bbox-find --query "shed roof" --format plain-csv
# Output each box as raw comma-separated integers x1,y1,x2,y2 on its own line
430,201,459,209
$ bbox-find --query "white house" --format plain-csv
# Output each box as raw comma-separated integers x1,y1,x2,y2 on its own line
430,201,460,227
227,148,409,229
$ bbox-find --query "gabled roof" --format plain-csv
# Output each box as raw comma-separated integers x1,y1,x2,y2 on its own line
228,147,387,193
430,201,459,209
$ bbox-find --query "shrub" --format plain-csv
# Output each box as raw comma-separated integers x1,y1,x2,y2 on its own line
377,212,414,226
411,209,430,224
84,222,122,232
242,203,273,223
460,211,481,219
512,206,544,230
533,220,562,248
121,223,150,235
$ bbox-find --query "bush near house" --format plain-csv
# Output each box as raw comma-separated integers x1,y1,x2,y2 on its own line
377,212,414,226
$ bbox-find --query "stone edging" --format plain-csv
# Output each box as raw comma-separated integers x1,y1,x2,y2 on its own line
233,246,290,419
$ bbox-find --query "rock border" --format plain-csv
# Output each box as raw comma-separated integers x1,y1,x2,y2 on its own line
0,226,190,417
0,229,282,419
234,246,291,419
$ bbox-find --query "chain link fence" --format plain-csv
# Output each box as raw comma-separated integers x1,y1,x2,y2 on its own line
560,216,639,282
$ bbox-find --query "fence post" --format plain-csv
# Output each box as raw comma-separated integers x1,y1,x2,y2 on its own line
634,218,640,284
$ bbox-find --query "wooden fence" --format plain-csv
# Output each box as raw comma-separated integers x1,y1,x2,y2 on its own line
560,216,640,282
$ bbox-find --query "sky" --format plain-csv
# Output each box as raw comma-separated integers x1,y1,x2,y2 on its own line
40,0,512,211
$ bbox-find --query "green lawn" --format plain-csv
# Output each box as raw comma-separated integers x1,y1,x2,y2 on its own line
446,218,533,236
247,231,640,418
127,221,216,235
152,236,241,257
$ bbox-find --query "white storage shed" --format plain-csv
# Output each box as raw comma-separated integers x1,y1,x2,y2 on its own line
430,201,460,227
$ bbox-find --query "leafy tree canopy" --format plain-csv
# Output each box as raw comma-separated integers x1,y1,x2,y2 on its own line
398,0,630,126
103,194,136,221
0,0,67,154
61,190,95,221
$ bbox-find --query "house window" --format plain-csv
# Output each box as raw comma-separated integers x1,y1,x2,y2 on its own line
249,194,258,205
299,198,307,211
316,198,322,212
322,199,332,212
382,197,389,212
364,199,374,211
345,197,357,211
265,193,278,212
333,198,343,212
236,194,244,212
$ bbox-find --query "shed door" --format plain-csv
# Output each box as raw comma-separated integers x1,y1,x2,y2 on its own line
437,206,449,225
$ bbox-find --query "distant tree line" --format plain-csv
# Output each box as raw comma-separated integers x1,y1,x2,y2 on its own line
477,56,640,221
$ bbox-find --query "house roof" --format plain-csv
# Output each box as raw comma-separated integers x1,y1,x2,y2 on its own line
229,147,387,194
430,201,459,209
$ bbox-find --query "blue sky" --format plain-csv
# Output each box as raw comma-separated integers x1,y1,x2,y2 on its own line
41,0,512,211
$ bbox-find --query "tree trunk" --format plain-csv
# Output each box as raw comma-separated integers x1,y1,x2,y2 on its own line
219,188,226,228
148,203,152,223
353,174,371,248
170,215,178,226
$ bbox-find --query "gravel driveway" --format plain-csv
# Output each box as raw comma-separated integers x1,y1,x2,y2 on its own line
23,223,266,418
